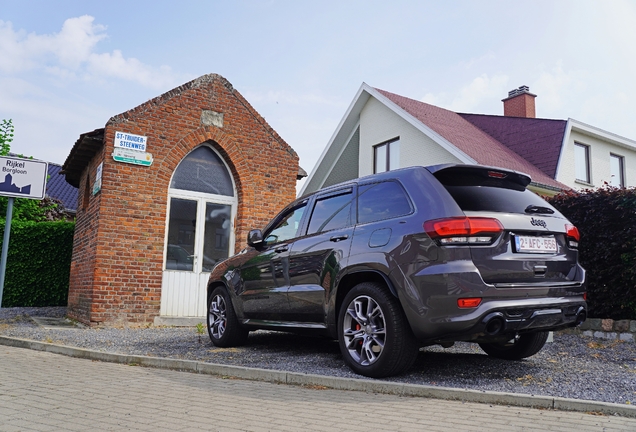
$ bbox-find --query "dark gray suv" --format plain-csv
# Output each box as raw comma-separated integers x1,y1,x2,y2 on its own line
206,164,587,378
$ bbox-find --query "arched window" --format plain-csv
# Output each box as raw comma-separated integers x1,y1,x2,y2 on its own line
170,146,234,196
163,144,237,276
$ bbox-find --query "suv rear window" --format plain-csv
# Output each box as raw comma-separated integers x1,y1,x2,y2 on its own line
444,185,558,215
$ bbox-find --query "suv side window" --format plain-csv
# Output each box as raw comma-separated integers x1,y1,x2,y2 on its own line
307,189,354,235
357,181,412,224
264,204,307,245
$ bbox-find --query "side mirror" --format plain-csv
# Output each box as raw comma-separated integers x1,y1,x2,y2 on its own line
247,229,264,247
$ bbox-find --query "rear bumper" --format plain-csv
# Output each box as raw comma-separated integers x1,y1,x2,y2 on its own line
407,297,587,343
470,301,586,338
395,260,587,343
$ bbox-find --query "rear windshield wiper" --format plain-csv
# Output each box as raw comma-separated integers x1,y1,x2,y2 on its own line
525,205,555,214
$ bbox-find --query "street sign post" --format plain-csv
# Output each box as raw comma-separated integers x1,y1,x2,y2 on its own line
0,156,48,307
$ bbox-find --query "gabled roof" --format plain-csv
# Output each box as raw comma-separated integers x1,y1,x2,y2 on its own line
374,88,566,190
62,74,306,187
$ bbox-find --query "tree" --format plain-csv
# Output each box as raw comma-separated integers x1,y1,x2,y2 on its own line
0,119,14,156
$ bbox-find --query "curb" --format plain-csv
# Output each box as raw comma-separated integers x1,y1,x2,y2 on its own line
2,335,635,418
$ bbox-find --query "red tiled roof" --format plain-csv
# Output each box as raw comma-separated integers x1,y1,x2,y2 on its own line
375,88,566,190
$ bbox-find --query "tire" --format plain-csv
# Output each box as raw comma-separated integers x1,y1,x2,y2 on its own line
479,331,549,360
338,282,418,378
207,286,249,347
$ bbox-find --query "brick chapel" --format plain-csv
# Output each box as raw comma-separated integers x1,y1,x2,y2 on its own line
61,74,304,326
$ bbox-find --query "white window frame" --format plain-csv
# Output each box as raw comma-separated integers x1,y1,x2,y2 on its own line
574,142,591,184
610,153,625,188
163,144,238,273
373,138,400,174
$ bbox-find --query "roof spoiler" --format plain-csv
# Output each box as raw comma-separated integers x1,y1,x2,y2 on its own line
426,164,532,189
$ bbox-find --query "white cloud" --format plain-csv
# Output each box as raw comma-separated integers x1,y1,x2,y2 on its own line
458,52,497,70
420,92,441,107
0,16,104,73
0,16,179,89
87,50,178,89
532,63,582,113
420,74,509,113
50,16,107,69
0,21,36,73
450,74,509,112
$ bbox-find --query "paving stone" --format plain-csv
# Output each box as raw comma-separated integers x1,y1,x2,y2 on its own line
602,319,614,331
614,320,630,332
1,345,636,431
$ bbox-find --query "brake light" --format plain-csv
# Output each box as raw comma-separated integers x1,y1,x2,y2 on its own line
458,298,482,308
488,171,507,179
424,217,503,245
565,224,580,248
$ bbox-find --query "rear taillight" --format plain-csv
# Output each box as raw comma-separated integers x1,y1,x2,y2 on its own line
424,217,503,245
565,224,580,249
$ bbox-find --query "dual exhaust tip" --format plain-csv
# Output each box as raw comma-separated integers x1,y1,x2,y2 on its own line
482,307,587,336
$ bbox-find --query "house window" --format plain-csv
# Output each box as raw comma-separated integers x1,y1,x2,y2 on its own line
610,153,625,187
574,143,590,183
374,138,400,173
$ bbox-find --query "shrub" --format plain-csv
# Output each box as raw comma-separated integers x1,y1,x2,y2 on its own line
548,187,636,320
0,220,74,307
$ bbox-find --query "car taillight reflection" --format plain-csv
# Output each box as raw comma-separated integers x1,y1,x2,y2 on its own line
424,217,503,245
565,224,580,249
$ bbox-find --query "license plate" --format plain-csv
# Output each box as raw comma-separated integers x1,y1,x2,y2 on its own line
514,235,557,253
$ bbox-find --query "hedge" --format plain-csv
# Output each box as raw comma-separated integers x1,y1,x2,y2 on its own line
0,220,74,307
548,187,636,320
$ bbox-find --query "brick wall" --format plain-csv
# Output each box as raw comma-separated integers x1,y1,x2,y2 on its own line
66,74,299,326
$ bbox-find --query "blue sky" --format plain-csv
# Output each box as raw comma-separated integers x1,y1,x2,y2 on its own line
1,0,635,191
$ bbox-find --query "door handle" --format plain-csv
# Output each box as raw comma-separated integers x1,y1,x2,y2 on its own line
275,245,289,253
330,235,349,242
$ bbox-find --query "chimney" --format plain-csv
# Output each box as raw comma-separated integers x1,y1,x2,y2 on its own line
502,85,537,118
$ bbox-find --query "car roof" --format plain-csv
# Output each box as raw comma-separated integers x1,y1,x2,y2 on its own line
299,163,532,201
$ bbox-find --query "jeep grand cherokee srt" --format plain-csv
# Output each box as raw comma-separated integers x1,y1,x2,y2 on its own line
206,164,587,378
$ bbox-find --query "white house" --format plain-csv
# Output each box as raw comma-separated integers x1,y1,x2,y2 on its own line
301,84,636,196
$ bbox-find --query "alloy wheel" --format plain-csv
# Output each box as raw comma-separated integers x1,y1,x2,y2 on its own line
342,295,386,365
208,294,227,339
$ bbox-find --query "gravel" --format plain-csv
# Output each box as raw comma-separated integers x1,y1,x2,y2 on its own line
1,307,635,405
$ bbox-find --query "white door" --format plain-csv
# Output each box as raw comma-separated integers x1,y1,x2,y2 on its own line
160,145,236,317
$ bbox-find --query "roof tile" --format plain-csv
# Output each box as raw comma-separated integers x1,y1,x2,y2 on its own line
459,114,566,178
376,88,566,190
47,163,78,211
